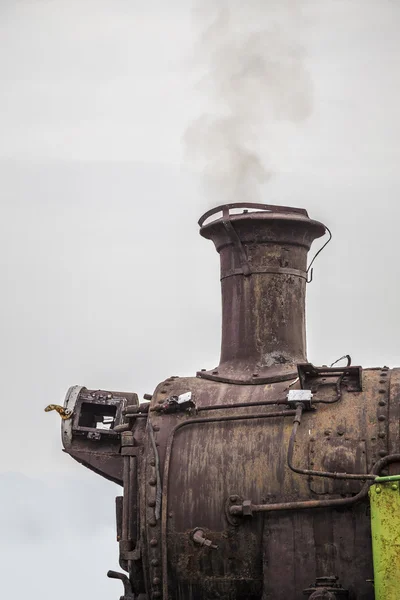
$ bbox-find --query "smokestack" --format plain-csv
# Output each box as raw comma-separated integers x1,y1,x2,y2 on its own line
198,203,326,384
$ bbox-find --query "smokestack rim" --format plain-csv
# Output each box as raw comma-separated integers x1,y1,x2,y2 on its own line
198,202,326,241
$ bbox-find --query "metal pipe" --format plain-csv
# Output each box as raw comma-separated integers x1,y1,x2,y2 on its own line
161,408,297,599
312,373,344,404
229,454,400,516
183,410,296,424
287,403,376,481
148,420,162,521
374,474,400,483
121,454,130,543
168,391,347,414
128,456,137,547
197,399,288,412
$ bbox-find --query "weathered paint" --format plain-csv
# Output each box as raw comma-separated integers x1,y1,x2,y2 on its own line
369,476,400,600
198,205,326,384
52,204,400,599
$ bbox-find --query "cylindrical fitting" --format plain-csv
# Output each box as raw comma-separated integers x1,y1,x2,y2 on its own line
198,204,326,384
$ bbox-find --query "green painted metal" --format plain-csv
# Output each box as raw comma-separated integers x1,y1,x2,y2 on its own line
369,480,400,599
375,475,400,483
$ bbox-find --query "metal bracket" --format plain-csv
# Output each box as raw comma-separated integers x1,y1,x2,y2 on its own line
119,541,141,561
225,495,243,526
297,363,362,393
154,392,195,414
121,446,140,457
222,219,252,276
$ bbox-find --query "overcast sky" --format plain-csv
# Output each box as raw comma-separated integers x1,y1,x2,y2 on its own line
1,1,400,598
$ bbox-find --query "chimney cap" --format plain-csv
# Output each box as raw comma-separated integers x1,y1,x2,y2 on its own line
198,202,311,228
199,202,326,249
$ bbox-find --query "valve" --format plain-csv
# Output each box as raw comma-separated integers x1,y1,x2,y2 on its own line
191,528,218,549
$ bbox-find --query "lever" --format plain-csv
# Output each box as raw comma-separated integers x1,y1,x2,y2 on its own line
107,570,135,599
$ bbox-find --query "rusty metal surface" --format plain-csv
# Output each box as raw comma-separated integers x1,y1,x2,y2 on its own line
50,204,400,600
148,370,393,599
197,205,326,384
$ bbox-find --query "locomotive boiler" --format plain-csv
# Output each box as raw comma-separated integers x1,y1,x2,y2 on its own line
47,203,400,600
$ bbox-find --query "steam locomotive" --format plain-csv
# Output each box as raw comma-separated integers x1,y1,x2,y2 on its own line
47,204,400,599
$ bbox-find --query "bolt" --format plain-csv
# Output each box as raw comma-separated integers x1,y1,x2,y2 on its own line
168,512,173,518
149,477,157,486
153,577,161,586
151,559,159,567
153,592,162,598
379,400,386,406
160,389,167,394
230,495,239,502
324,429,331,436
153,425,160,432
379,389,386,394
149,519,157,527
158,399,164,404
337,426,345,436
150,459,156,466
378,415,386,421
376,487,381,494
392,484,398,491
148,500,156,508
252,373,259,377
379,450,387,457
212,370,219,375
378,432,386,439
150,538,158,547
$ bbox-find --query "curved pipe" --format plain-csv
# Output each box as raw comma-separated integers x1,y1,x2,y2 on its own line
287,403,376,481
230,454,400,516
160,409,297,600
